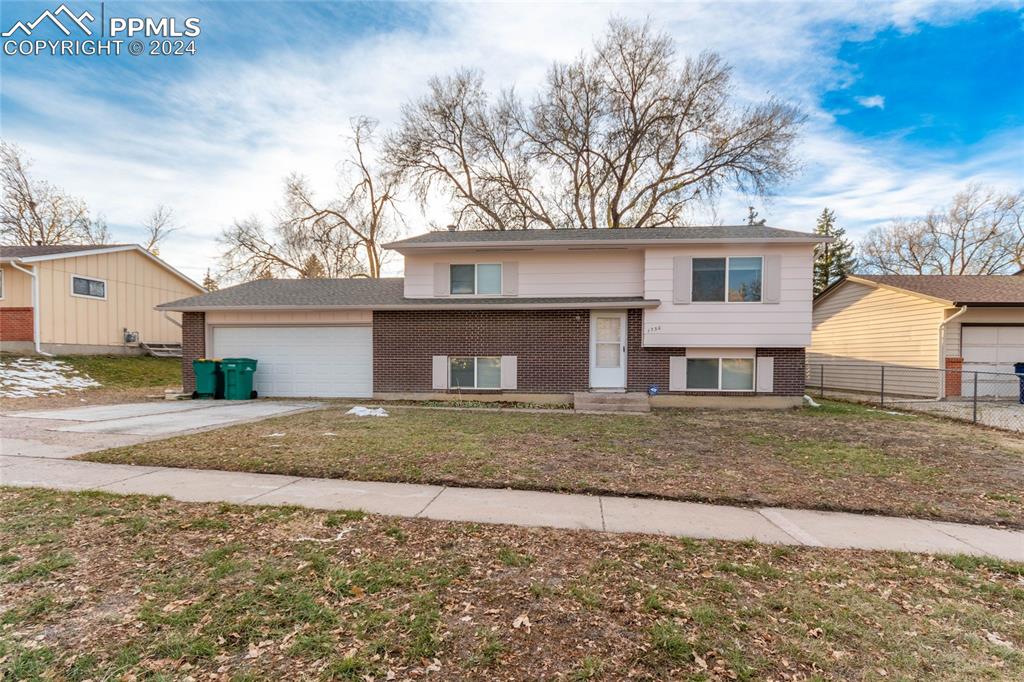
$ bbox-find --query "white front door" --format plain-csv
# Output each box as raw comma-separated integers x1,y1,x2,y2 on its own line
590,311,627,389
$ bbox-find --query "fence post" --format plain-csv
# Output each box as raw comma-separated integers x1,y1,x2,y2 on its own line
880,366,885,407
820,365,824,398
973,372,978,424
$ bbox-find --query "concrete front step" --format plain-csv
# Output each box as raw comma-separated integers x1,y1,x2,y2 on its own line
573,391,651,413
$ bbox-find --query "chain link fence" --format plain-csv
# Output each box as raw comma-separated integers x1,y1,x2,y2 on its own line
806,362,1024,433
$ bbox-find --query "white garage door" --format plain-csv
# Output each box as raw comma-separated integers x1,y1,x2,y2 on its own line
961,326,1024,398
212,326,373,398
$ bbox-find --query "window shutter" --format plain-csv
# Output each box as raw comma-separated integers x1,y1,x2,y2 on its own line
432,355,449,390
756,357,774,393
501,261,518,296
762,254,781,303
433,263,450,297
500,355,518,390
669,356,687,391
673,256,691,304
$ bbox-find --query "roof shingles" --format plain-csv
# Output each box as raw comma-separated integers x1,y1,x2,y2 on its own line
0,244,129,258
855,275,1024,305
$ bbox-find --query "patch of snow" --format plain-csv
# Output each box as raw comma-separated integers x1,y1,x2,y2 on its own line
803,395,821,408
346,406,389,417
0,358,100,398
261,432,286,438
323,432,338,436
867,408,913,417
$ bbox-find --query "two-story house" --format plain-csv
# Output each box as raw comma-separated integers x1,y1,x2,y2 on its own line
159,226,825,408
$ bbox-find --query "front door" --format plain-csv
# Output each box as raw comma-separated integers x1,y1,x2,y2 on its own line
590,311,627,389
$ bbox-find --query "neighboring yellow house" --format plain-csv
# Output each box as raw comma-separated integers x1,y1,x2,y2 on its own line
810,275,1024,398
0,244,204,355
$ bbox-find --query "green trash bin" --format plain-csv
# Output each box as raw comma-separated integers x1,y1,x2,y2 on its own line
192,359,222,399
221,358,258,400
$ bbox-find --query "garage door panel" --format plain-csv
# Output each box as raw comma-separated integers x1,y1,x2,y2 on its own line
961,325,1024,398
212,326,372,398
997,327,1024,344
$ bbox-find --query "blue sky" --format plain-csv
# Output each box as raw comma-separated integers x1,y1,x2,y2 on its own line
1,1,1022,280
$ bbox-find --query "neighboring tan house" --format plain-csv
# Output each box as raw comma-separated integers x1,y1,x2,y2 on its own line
158,225,824,408
810,275,1024,398
0,244,204,355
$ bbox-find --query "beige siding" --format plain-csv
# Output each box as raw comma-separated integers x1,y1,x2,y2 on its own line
808,281,949,396
0,265,33,307
643,244,814,347
36,250,203,347
403,249,645,298
942,307,1024,358
206,310,372,325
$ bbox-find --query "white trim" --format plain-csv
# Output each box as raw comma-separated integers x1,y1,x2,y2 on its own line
685,347,755,359
387,236,830,252
691,256,764,304
70,274,108,300
9,244,203,292
158,300,663,312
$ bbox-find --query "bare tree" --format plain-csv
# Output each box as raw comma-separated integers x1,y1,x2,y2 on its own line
219,118,399,281
385,19,803,230
143,204,181,254
860,185,1024,275
0,141,98,245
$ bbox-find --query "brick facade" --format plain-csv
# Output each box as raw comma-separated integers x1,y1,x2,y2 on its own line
373,308,805,397
373,309,591,393
181,311,206,393
944,356,963,397
0,307,34,342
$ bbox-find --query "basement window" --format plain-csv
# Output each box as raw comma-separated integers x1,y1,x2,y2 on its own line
686,357,754,391
449,356,501,389
71,275,106,300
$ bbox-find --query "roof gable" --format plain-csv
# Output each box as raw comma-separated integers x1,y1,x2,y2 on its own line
817,274,1024,307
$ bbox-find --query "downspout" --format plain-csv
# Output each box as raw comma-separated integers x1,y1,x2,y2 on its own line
9,260,54,357
163,311,182,328
936,305,968,399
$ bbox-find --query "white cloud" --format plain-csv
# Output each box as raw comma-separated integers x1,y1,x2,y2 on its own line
1,0,1019,279
855,94,886,109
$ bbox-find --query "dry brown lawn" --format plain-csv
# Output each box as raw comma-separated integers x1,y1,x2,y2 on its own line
81,400,1024,528
1,487,1022,681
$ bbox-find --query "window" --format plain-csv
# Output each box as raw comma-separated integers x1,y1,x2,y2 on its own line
449,356,501,389
686,357,754,391
71,275,106,299
450,263,501,295
691,257,762,302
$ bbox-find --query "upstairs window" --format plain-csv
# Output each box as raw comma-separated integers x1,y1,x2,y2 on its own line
692,257,762,302
71,275,106,299
450,263,501,295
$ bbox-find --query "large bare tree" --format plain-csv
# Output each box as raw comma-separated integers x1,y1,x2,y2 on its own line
219,118,399,281
0,141,107,245
142,204,181,254
859,185,1024,275
385,19,803,230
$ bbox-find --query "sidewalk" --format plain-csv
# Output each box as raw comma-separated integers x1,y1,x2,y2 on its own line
1,454,1021,562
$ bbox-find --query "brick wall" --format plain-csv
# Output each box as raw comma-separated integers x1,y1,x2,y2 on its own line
625,309,805,396
181,311,206,392
373,309,591,393
944,356,963,397
0,307,34,342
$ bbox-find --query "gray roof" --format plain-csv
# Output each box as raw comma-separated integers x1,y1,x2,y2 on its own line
0,243,130,258
386,225,824,250
158,277,658,311
853,275,1024,306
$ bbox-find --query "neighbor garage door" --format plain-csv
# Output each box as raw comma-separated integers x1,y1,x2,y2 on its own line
211,326,372,398
961,326,1024,398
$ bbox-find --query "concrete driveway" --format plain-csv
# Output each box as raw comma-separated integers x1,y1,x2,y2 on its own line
0,400,322,460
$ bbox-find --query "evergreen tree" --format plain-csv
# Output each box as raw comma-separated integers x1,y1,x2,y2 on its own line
813,208,855,293
300,254,326,279
746,206,766,226
201,269,218,291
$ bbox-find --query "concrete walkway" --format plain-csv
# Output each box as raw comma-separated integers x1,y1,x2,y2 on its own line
1,455,1021,562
